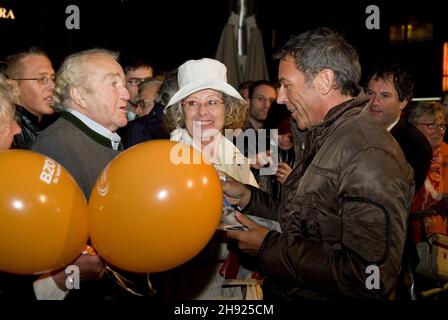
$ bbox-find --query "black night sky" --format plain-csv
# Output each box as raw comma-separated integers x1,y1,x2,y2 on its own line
1,0,447,97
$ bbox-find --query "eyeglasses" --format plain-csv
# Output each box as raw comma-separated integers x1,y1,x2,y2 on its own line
252,96,276,105
416,122,447,131
181,99,224,111
126,77,152,87
12,76,56,85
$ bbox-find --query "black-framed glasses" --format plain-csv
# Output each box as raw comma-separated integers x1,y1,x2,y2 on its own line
12,76,56,85
416,122,447,131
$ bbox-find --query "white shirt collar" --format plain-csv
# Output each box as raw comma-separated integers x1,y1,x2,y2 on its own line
67,109,121,150
387,117,400,132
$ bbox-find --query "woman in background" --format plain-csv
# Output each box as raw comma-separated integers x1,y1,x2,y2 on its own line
258,103,296,200
405,101,448,242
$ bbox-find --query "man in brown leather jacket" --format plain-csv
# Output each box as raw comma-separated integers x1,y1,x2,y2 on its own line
222,28,415,299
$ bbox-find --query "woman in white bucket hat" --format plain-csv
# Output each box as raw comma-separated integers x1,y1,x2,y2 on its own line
164,58,257,184
161,58,262,300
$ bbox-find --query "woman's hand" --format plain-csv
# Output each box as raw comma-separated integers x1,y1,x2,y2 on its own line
275,162,292,184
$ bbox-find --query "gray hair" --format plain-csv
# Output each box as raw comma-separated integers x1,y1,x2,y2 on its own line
275,27,361,96
405,101,445,126
155,69,179,106
53,49,119,111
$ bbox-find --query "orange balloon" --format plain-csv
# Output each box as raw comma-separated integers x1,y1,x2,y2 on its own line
88,140,222,273
0,150,89,275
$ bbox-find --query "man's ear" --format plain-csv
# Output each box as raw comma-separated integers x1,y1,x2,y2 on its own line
315,69,335,96
70,87,86,109
399,99,409,110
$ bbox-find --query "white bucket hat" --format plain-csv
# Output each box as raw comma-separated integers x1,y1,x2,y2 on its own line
165,58,244,110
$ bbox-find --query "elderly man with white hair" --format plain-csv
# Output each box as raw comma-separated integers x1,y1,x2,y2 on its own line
31,49,130,300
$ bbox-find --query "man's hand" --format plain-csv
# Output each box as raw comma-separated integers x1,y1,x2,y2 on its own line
226,212,270,256
218,171,251,208
52,248,106,291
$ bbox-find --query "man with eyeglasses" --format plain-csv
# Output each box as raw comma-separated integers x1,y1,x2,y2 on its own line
119,77,169,148
123,58,153,121
4,47,57,149
365,63,432,193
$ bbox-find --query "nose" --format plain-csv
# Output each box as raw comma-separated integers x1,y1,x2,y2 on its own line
369,94,380,106
48,78,56,90
122,86,131,101
198,103,208,116
277,86,288,105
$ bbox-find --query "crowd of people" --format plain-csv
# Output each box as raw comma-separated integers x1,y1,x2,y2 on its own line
0,26,448,301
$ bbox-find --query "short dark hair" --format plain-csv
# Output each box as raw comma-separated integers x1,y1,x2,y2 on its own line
238,80,254,91
248,80,278,99
365,63,414,103
275,27,361,96
123,58,153,74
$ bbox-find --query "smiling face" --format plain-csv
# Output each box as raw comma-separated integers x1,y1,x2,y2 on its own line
78,55,130,132
182,89,225,143
277,55,321,130
366,75,408,128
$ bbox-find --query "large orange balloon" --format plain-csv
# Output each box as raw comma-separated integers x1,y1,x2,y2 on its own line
0,150,88,275
88,140,222,273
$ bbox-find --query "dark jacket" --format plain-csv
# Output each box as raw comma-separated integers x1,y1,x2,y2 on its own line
119,103,169,149
12,105,58,150
390,118,432,193
243,95,415,299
